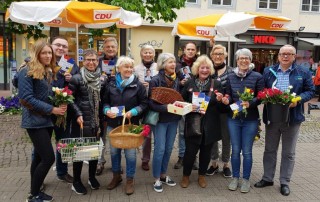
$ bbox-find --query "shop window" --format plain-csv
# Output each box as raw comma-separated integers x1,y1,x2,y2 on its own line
258,0,279,10
155,49,163,62
302,0,320,12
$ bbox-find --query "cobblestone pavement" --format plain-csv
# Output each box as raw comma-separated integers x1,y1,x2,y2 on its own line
1,98,320,202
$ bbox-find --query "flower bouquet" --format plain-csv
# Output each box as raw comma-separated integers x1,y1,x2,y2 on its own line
232,87,254,118
129,124,151,137
257,86,301,123
49,86,74,129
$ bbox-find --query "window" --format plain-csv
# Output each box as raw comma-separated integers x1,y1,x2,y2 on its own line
186,0,197,3
302,0,320,12
212,0,232,6
258,0,279,9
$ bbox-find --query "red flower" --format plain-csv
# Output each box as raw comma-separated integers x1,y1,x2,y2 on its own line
62,86,73,95
141,125,151,137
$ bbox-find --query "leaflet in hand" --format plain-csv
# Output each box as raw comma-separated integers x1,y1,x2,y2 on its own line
111,106,125,117
58,55,75,74
192,92,211,112
230,100,243,111
101,60,116,75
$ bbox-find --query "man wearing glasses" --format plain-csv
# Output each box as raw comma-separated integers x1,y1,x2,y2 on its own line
51,36,80,184
254,44,314,196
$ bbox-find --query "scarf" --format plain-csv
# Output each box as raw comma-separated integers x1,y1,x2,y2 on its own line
81,67,101,132
142,60,154,69
183,55,196,67
195,77,210,92
234,67,248,78
116,73,135,92
214,62,226,70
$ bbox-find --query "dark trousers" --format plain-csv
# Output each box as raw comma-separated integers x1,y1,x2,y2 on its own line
73,160,98,183
27,127,55,196
183,136,213,176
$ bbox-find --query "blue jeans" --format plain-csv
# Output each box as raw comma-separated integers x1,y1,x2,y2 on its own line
152,121,179,178
227,118,258,180
108,126,136,179
178,116,186,157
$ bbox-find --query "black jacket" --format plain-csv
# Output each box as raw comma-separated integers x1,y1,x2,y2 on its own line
182,77,226,145
102,76,148,128
68,74,107,137
212,66,233,94
148,70,182,123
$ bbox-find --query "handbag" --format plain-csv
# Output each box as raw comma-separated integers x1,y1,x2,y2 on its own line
184,113,202,137
142,110,159,126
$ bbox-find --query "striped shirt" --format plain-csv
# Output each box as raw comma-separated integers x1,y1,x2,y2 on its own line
275,65,292,91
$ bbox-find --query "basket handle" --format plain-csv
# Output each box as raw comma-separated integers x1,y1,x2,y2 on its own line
121,115,132,133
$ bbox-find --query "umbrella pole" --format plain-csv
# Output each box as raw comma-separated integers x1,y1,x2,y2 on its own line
76,25,79,66
227,36,231,66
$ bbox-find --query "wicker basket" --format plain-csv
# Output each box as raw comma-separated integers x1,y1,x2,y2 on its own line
150,87,184,104
109,116,144,149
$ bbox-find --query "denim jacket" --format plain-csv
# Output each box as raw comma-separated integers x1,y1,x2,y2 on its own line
18,68,54,129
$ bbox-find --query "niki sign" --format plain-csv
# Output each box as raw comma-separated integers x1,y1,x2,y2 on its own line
253,35,276,44
93,10,121,21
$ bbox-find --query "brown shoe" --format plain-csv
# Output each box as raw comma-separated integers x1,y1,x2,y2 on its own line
198,175,207,188
141,162,149,171
107,173,122,190
125,178,134,195
96,164,104,176
180,175,189,188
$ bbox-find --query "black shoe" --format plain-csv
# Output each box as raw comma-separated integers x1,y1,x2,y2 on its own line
88,177,100,190
95,164,104,176
280,184,290,196
254,179,274,188
27,192,53,202
72,181,87,195
174,157,183,169
206,166,219,176
57,173,73,184
223,167,232,178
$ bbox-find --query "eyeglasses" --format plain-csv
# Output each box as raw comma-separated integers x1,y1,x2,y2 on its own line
52,43,68,49
238,57,250,61
84,58,98,63
279,53,295,57
213,53,224,56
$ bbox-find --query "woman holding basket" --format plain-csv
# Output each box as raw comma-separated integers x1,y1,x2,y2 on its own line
68,49,105,195
102,56,148,195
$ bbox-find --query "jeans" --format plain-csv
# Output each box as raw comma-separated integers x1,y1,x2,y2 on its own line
152,121,179,178
227,118,258,180
178,116,186,157
27,127,55,196
108,126,136,179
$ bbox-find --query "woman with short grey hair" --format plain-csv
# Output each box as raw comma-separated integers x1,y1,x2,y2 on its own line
149,52,181,193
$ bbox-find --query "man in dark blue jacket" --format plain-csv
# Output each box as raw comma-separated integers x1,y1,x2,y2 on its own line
51,36,79,184
254,45,314,196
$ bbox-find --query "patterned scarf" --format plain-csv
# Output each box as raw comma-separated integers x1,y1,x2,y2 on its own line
164,72,176,88
81,67,101,133
195,77,210,92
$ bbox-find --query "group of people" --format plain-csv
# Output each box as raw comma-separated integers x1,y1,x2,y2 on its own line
18,36,314,202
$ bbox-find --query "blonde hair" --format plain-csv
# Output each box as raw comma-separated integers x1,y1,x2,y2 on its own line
156,53,176,71
210,44,228,58
191,55,214,76
27,39,56,80
116,56,134,72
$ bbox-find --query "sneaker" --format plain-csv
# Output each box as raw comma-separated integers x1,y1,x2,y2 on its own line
223,167,232,178
240,179,251,193
57,173,73,184
72,181,87,195
206,166,219,176
88,177,100,190
153,180,163,193
228,178,239,191
160,176,176,186
174,157,183,169
26,192,53,202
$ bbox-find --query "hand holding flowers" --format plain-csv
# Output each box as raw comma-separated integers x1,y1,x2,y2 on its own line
232,87,254,118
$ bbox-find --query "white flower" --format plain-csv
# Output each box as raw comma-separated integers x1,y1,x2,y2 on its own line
288,85,293,89
0,104,5,114
292,92,296,96
62,92,67,97
52,87,56,91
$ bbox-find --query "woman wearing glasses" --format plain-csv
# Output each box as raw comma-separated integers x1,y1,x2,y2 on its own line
225,48,264,193
68,49,104,195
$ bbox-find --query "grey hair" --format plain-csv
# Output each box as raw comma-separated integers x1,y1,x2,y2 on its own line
115,56,134,72
235,48,252,61
103,37,118,47
83,49,98,59
280,44,297,54
156,53,176,71
191,55,214,76
140,44,155,58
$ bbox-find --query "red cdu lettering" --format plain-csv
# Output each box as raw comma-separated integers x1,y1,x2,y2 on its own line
95,13,112,20
48,19,61,24
196,30,210,36
271,23,284,28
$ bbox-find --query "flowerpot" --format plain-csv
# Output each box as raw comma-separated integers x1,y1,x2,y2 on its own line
266,103,290,123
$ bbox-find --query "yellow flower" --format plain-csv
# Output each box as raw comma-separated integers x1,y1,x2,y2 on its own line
232,109,239,119
291,96,301,103
246,88,250,93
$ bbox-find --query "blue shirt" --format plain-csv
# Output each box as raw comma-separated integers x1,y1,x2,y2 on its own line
275,65,292,91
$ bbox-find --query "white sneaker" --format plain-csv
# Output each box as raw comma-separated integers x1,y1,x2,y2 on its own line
228,178,239,191
153,180,163,193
